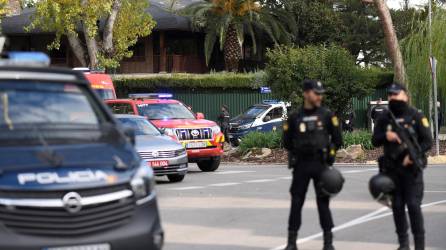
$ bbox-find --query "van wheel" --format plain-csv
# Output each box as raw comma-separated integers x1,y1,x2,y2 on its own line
167,174,185,183
197,157,221,172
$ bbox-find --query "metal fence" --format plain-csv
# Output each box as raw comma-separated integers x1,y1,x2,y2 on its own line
119,87,445,130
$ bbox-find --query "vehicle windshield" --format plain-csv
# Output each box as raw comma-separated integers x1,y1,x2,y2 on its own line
94,89,116,100
0,81,107,145
117,117,161,136
242,106,268,118
137,103,196,120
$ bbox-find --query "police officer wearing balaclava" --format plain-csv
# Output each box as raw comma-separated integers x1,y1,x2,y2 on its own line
282,80,343,250
372,83,432,250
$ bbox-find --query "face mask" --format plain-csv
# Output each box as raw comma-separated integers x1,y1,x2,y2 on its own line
389,100,408,115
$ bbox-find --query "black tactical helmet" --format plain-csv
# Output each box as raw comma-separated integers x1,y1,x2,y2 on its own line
318,167,345,197
369,173,395,207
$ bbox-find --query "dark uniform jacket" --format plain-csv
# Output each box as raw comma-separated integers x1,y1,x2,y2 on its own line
372,106,432,163
283,107,343,162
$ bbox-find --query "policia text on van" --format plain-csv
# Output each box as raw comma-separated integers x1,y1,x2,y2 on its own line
0,53,163,250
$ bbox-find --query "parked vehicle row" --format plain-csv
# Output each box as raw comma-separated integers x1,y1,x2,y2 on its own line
0,52,163,250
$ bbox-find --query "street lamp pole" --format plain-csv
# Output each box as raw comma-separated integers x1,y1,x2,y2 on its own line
428,0,440,155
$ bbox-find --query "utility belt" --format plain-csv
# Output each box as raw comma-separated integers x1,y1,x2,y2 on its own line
378,154,426,175
289,145,335,168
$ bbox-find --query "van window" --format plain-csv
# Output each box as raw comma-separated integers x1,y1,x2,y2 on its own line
108,103,135,115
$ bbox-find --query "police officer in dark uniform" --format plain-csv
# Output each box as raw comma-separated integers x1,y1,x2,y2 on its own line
371,98,387,122
217,105,230,140
372,83,432,250
283,80,343,250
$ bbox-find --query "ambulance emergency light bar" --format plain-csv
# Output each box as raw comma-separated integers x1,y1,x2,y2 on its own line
129,93,173,99
0,52,50,66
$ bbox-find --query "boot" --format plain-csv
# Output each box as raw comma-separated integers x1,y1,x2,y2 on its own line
397,234,410,250
284,231,298,250
414,236,424,250
323,231,335,250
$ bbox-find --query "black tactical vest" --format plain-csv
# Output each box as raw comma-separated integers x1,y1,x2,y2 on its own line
292,108,330,155
384,108,418,160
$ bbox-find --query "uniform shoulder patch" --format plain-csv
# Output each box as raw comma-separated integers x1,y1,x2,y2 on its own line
421,117,429,127
331,116,339,127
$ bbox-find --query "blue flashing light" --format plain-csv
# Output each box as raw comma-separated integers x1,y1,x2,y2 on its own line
262,99,280,105
129,93,173,99
260,86,272,94
4,52,51,66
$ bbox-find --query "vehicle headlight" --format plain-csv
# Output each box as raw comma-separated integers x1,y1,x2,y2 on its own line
211,125,221,134
164,128,177,139
130,160,155,204
239,123,253,130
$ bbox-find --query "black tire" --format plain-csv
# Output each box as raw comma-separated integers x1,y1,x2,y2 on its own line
197,157,221,172
167,174,185,183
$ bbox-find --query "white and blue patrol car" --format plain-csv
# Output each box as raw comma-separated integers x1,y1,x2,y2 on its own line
228,100,290,146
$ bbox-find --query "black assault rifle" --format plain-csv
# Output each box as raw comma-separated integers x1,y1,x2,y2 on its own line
387,110,426,172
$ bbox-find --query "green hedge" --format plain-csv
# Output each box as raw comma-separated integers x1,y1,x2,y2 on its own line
343,130,374,150
357,68,394,88
238,130,374,153
112,72,264,97
239,131,283,154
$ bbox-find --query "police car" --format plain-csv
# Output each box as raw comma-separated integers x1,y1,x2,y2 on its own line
0,52,163,249
228,100,290,146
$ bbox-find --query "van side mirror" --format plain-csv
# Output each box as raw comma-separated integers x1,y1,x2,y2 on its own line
122,126,136,146
264,115,271,122
196,112,205,119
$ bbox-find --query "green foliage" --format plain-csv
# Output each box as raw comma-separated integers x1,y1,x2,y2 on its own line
238,131,282,154
402,9,446,113
181,0,296,65
265,45,376,118
343,130,374,150
238,130,374,153
113,72,264,97
28,0,155,69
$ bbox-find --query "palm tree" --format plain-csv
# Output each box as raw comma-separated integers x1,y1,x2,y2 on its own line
182,0,295,72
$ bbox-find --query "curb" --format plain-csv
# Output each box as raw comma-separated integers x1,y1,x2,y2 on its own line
220,162,446,167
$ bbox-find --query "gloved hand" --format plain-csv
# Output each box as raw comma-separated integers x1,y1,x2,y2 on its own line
326,147,336,166
288,153,297,169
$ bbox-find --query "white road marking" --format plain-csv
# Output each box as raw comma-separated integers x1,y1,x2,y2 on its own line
245,179,276,183
270,199,446,250
425,190,446,193
209,182,241,187
215,170,256,175
277,176,292,180
341,168,377,174
169,186,205,191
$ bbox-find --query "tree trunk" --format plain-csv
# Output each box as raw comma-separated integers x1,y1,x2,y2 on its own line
103,0,122,57
223,25,242,72
82,23,99,69
373,0,407,85
67,33,88,67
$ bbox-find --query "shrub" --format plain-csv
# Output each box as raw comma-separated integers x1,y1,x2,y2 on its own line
343,130,374,150
238,130,374,154
112,72,265,97
264,45,387,118
239,131,282,154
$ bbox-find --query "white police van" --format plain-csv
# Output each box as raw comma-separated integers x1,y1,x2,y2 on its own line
228,100,290,146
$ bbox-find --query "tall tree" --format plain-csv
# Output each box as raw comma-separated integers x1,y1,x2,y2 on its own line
363,0,407,84
28,0,156,69
182,0,296,72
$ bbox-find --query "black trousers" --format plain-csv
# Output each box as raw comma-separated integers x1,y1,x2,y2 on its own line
390,169,425,242
288,160,333,232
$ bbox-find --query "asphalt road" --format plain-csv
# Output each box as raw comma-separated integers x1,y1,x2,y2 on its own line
156,164,446,250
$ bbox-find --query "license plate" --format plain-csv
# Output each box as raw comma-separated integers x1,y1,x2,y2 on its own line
44,244,110,250
186,141,207,149
149,160,169,167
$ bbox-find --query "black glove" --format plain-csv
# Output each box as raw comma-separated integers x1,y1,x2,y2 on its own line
288,153,297,169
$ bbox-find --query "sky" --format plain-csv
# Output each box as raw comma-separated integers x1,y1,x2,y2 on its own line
387,0,429,9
